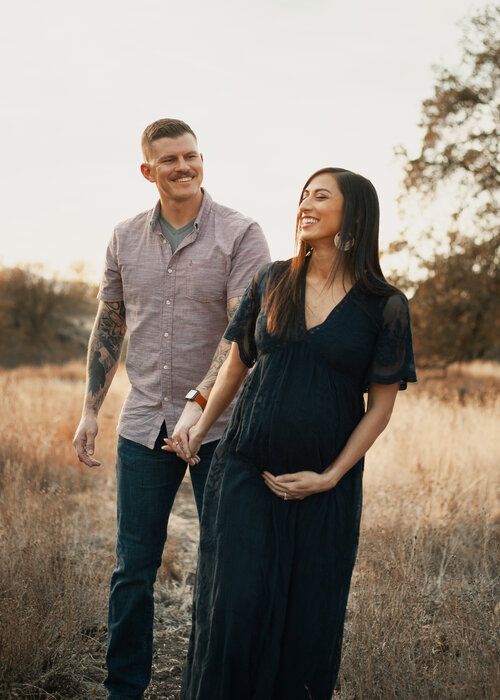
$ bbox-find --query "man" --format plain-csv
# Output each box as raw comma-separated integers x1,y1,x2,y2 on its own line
72,118,270,700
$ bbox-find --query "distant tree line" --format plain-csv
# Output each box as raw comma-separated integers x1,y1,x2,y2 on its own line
0,266,98,367
400,233,499,366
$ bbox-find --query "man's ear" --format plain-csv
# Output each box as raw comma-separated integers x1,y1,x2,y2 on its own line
140,162,155,183
200,153,204,163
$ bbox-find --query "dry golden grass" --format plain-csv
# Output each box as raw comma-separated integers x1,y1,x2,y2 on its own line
450,360,500,381
340,388,499,699
0,363,128,698
0,362,498,699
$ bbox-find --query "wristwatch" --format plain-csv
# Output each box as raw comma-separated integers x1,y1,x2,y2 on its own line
185,389,207,411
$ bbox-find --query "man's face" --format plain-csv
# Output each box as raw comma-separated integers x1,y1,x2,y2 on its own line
141,133,204,203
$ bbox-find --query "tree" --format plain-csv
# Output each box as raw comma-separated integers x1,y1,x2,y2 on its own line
390,5,500,365
0,266,98,367
396,4,499,247
409,232,500,365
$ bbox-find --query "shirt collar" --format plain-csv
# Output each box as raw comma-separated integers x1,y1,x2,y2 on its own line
149,188,212,233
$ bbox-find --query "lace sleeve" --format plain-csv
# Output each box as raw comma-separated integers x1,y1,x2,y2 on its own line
366,293,417,391
223,268,264,368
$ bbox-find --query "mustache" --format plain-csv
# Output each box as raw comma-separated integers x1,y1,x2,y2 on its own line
170,172,196,181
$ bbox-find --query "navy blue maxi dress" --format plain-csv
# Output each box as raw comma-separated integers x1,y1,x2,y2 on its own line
181,260,417,700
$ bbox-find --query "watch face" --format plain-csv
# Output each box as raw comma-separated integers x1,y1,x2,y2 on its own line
186,389,199,400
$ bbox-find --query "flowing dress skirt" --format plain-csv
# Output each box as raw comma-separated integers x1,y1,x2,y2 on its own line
181,445,363,700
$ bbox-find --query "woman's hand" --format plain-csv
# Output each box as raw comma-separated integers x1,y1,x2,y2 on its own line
262,470,333,500
186,426,205,461
161,438,200,467
162,432,201,466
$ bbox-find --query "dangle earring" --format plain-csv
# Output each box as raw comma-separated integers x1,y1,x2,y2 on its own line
334,231,354,252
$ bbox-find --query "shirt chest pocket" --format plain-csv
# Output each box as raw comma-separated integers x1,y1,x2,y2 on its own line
185,254,228,302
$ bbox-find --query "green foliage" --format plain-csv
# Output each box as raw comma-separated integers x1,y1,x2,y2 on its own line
409,232,500,366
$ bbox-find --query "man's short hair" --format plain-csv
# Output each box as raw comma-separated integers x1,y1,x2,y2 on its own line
141,119,197,161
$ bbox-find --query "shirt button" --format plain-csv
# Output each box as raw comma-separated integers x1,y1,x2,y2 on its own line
166,300,171,305
164,396,168,401
164,332,169,337
163,365,168,369
167,268,173,273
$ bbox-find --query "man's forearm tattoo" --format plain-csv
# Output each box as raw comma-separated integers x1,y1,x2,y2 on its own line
199,338,231,392
198,296,242,393
87,301,126,410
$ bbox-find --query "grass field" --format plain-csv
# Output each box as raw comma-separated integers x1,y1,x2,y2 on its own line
0,362,498,699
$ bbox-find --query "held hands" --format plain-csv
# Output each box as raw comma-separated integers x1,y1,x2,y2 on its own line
163,426,203,465
262,470,332,500
162,402,206,465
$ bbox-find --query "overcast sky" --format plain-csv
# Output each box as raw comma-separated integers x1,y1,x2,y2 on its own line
0,0,485,281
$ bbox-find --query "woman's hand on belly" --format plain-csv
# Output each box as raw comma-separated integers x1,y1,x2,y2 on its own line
262,470,332,500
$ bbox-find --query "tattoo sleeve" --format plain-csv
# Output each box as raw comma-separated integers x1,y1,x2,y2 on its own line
197,296,242,395
84,300,126,414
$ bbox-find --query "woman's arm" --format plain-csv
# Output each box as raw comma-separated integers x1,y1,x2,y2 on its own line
163,341,249,461
263,382,400,499
322,381,399,486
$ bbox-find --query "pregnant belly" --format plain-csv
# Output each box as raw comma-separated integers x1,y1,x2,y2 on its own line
231,363,364,472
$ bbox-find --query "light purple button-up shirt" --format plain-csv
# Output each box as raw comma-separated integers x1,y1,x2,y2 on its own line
98,190,270,449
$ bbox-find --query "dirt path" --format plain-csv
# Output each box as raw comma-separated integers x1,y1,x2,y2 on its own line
148,478,200,700
79,474,200,700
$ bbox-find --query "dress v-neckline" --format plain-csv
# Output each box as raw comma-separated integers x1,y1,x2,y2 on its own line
303,276,358,333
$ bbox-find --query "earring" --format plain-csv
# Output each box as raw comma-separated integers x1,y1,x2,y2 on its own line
334,232,354,251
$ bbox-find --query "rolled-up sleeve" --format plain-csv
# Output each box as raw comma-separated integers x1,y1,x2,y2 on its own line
226,222,271,299
97,231,123,301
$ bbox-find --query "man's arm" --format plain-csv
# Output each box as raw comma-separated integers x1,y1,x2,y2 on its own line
166,295,242,462
73,300,127,467
197,295,241,395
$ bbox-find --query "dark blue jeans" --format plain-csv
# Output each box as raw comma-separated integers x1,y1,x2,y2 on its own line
104,423,218,700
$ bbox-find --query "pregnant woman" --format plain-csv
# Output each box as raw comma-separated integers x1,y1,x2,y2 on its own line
167,167,417,700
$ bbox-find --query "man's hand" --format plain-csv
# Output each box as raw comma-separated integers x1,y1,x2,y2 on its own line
162,401,203,464
73,413,101,467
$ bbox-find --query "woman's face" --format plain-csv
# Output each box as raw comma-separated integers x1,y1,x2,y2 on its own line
297,173,344,244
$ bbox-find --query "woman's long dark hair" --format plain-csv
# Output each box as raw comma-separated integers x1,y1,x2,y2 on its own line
265,167,398,338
